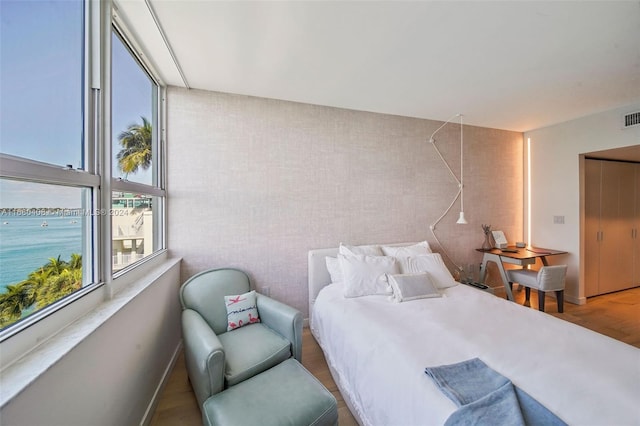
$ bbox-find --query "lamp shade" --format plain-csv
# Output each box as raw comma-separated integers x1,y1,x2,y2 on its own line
456,211,468,225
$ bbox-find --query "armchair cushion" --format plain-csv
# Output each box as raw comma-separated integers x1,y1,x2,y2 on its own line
218,323,291,387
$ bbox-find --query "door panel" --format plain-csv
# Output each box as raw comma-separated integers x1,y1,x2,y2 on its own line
599,161,635,294
584,159,601,296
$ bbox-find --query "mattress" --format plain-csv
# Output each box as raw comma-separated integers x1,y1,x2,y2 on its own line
311,282,640,426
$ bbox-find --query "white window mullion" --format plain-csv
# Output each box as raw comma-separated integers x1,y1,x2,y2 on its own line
111,179,165,198
100,0,113,295
0,154,100,188
86,0,101,289
160,87,168,250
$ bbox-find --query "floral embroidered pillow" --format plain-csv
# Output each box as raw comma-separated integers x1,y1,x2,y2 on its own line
225,290,260,331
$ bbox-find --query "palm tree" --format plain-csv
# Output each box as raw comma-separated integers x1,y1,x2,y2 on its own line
116,117,152,178
36,255,81,309
69,253,82,270
37,269,81,309
0,281,35,326
0,254,83,328
44,255,67,275
26,266,52,287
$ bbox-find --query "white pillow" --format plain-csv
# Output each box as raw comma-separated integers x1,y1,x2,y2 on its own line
339,243,383,256
224,290,260,331
381,241,432,258
338,254,399,298
325,256,343,283
387,273,441,302
399,254,458,289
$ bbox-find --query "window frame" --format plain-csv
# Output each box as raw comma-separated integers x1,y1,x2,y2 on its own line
0,0,166,344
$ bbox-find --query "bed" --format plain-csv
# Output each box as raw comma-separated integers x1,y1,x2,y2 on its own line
308,242,640,426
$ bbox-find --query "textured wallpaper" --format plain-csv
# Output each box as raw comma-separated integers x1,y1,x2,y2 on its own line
167,87,523,317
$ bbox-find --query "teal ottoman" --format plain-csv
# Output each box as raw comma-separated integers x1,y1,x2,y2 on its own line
202,358,338,426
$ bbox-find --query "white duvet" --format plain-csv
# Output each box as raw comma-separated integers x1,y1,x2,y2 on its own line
311,283,640,426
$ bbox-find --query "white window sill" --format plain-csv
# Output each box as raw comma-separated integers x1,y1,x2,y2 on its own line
0,254,181,408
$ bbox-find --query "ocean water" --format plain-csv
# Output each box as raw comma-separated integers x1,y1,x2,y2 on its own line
0,215,82,293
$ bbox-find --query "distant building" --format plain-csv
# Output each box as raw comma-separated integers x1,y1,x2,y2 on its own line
112,193,153,271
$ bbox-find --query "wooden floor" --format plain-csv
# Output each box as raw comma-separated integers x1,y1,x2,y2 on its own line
149,286,640,425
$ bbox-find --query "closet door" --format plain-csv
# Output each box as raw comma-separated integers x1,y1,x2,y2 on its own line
618,162,636,289
584,159,601,297
599,161,635,294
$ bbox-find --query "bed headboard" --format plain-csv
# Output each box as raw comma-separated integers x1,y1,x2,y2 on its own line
307,242,417,320
308,246,339,317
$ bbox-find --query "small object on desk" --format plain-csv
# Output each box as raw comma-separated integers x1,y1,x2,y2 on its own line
500,248,519,253
515,242,526,248
462,281,489,290
492,230,508,248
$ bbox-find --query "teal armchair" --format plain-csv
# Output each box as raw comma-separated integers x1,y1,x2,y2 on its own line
180,268,303,408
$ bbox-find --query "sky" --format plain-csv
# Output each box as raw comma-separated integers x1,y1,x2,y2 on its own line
0,0,154,208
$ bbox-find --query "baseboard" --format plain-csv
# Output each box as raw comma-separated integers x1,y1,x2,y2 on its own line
139,340,183,426
565,294,586,305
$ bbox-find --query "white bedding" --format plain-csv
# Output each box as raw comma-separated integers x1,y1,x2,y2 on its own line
311,282,640,426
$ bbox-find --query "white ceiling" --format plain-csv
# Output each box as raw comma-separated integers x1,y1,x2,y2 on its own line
114,0,640,132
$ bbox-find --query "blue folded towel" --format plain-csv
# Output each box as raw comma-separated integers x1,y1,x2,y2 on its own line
425,358,567,426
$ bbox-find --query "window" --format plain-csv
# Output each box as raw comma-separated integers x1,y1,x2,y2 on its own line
0,0,84,168
111,30,155,187
0,0,165,337
0,180,92,329
110,29,164,273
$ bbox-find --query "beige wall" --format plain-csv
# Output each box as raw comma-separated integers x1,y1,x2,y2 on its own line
167,87,523,317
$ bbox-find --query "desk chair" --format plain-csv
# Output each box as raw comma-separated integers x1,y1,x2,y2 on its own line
507,265,568,313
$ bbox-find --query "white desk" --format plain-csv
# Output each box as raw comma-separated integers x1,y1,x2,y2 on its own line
477,246,567,301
